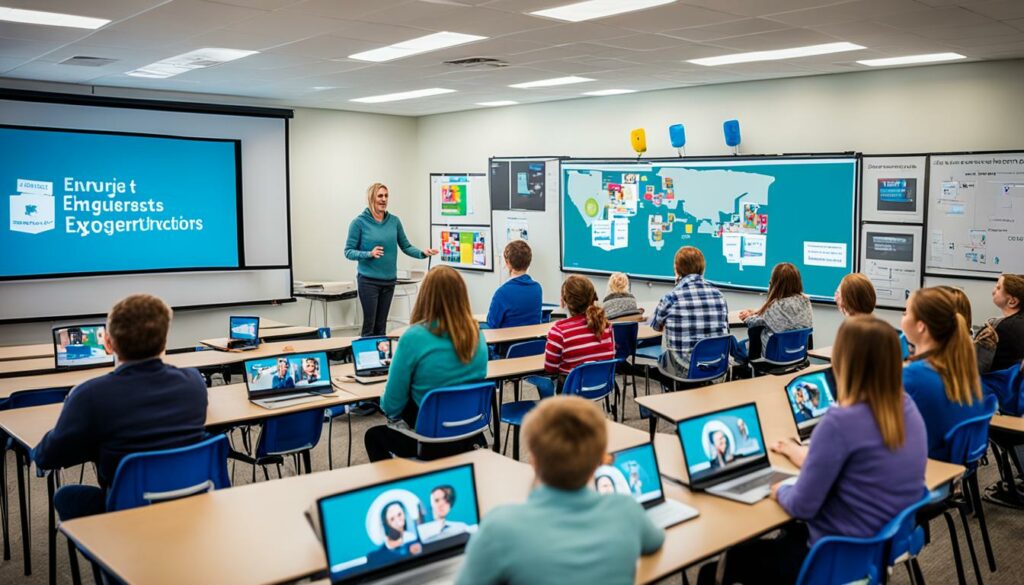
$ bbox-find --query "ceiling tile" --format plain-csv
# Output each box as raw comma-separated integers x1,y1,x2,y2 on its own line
964,0,1024,20
82,0,269,49
663,18,793,42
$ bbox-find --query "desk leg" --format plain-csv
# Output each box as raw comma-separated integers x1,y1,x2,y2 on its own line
648,415,657,441
47,471,56,585
2,444,10,560
15,450,31,576
321,299,329,331
492,384,501,454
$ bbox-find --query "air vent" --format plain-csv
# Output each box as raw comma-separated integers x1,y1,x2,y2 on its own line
443,57,507,69
59,56,118,67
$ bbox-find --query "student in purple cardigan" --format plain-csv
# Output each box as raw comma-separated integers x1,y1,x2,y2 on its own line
697,315,928,585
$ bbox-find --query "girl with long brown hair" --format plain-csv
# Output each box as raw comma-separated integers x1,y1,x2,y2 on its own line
834,273,876,317
364,266,488,461
543,275,615,377
738,262,813,358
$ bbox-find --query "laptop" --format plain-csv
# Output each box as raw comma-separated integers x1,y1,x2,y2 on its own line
52,324,115,370
676,402,796,504
784,368,837,442
227,315,260,350
351,337,393,384
314,463,480,584
244,351,333,409
594,442,699,529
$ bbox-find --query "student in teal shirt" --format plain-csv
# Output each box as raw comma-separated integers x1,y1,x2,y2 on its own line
456,396,664,585
364,266,488,461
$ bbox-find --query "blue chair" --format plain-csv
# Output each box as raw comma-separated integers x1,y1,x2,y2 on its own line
323,405,351,470
661,335,734,390
612,322,639,418
750,327,812,376
391,382,494,459
899,332,911,361
231,409,325,480
541,308,554,323
505,339,549,401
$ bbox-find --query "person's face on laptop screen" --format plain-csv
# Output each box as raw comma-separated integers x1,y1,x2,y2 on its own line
55,325,113,367
591,444,662,504
246,353,329,392
678,404,765,484
319,465,480,582
786,372,835,425
354,338,390,370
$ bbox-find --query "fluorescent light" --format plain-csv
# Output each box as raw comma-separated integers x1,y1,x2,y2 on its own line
531,0,676,23
127,48,258,79
351,88,456,103
477,100,519,107
857,52,966,67
689,42,865,66
510,76,594,89
0,7,109,29
349,31,487,62
583,89,636,96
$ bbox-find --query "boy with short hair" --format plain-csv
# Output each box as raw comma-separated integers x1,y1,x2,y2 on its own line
486,239,543,329
32,293,208,520
455,396,664,585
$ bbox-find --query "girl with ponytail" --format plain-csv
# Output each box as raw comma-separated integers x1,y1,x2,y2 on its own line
901,287,988,461
543,275,615,378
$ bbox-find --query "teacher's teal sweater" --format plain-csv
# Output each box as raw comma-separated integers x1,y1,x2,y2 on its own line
344,209,424,282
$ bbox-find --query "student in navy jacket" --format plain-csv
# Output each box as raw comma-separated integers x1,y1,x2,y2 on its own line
486,239,543,330
32,294,207,520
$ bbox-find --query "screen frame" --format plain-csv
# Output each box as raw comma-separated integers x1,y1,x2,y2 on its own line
352,336,393,375
51,322,113,370
1,122,245,281
607,442,665,508
784,368,836,432
316,462,481,585
243,350,332,397
229,315,260,341
675,401,769,490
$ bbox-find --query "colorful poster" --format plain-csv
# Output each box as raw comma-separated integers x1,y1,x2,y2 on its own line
441,180,468,216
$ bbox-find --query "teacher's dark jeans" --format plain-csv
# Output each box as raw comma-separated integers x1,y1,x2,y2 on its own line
358,274,396,337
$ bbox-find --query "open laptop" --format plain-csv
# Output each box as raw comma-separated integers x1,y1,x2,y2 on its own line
52,324,115,370
676,402,796,504
785,368,837,442
244,351,333,409
594,442,699,528
227,315,260,350
314,463,480,584
351,337,393,384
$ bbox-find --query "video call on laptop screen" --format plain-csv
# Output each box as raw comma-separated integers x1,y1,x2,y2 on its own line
592,443,663,505
243,351,330,395
785,370,837,429
318,464,481,583
53,324,114,368
352,337,393,372
677,403,766,485
229,316,259,341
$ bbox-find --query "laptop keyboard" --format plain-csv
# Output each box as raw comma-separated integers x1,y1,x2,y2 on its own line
730,471,794,494
646,501,698,529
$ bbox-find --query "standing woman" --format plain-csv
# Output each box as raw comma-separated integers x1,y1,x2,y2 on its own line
345,182,437,337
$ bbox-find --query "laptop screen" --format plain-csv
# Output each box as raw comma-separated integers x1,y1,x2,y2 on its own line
352,337,393,374
52,324,114,368
677,403,767,485
318,464,480,584
593,442,664,506
243,351,331,395
229,316,259,341
785,369,837,430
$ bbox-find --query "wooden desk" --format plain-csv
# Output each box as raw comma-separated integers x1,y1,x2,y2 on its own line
728,310,745,328
199,325,319,349
0,343,53,361
259,317,291,329
808,345,833,361
391,322,660,346
992,414,1024,434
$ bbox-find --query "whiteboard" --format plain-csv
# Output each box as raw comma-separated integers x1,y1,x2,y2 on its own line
492,159,562,294
860,224,923,310
430,173,490,226
926,152,1024,279
861,155,926,223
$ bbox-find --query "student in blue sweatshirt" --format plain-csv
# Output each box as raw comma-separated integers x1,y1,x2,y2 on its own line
486,239,543,330
901,287,988,462
32,294,208,520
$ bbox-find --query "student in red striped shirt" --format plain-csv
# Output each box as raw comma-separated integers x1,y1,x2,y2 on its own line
544,275,616,382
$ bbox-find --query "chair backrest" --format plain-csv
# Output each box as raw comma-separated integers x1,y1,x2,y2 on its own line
763,328,813,365
898,332,910,361
686,335,733,382
943,394,998,468
415,382,495,442
1,387,70,410
541,308,554,323
612,322,639,360
562,359,620,402
505,339,547,359
256,408,325,458
106,434,231,512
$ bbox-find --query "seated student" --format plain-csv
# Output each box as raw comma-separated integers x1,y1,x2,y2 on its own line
544,275,615,379
938,285,998,373
32,294,208,520
364,266,488,461
455,396,664,585
698,315,927,584
987,273,1024,372
486,239,542,329
650,246,729,377
602,272,642,320
738,262,813,358
834,272,876,317
901,287,989,461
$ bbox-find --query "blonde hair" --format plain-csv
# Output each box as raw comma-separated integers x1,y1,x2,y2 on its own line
756,263,803,315
674,246,705,277
838,273,876,316
562,275,608,338
833,315,905,449
523,396,607,490
365,182,388,210
410,266,479,363
908,288,982,406
607,272,630,295
107,294,172,361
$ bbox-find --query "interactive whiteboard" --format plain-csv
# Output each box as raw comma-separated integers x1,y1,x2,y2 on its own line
429,173,490,226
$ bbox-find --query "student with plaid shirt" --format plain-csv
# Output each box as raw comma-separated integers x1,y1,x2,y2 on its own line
650,246,729,378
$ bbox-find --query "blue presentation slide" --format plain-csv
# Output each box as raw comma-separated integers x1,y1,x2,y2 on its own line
561,158,857,300
244,352,330,393
594,443,662,504
320,465,480,581
1,125,241,279
677,404,765,483
785,371,836,426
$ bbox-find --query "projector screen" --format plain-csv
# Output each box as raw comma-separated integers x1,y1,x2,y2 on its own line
2,125,243,279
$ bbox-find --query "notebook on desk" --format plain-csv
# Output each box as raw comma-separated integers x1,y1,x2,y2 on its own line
594,442,699,529
244,351,333,409
52,324,114,370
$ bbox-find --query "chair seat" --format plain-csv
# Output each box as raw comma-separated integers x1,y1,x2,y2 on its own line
500,401,539,425
635,346,663,361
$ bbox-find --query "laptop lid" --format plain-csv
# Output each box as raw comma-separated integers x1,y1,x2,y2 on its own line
244,351,332,398
593,442,666,509
52,324,115,369
785,368,837,439
676,402,770,491
229,316,260,342
352,337,393,377
317,463,481,584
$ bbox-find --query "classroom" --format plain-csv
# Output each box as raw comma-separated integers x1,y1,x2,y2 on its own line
2,1,1024,584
